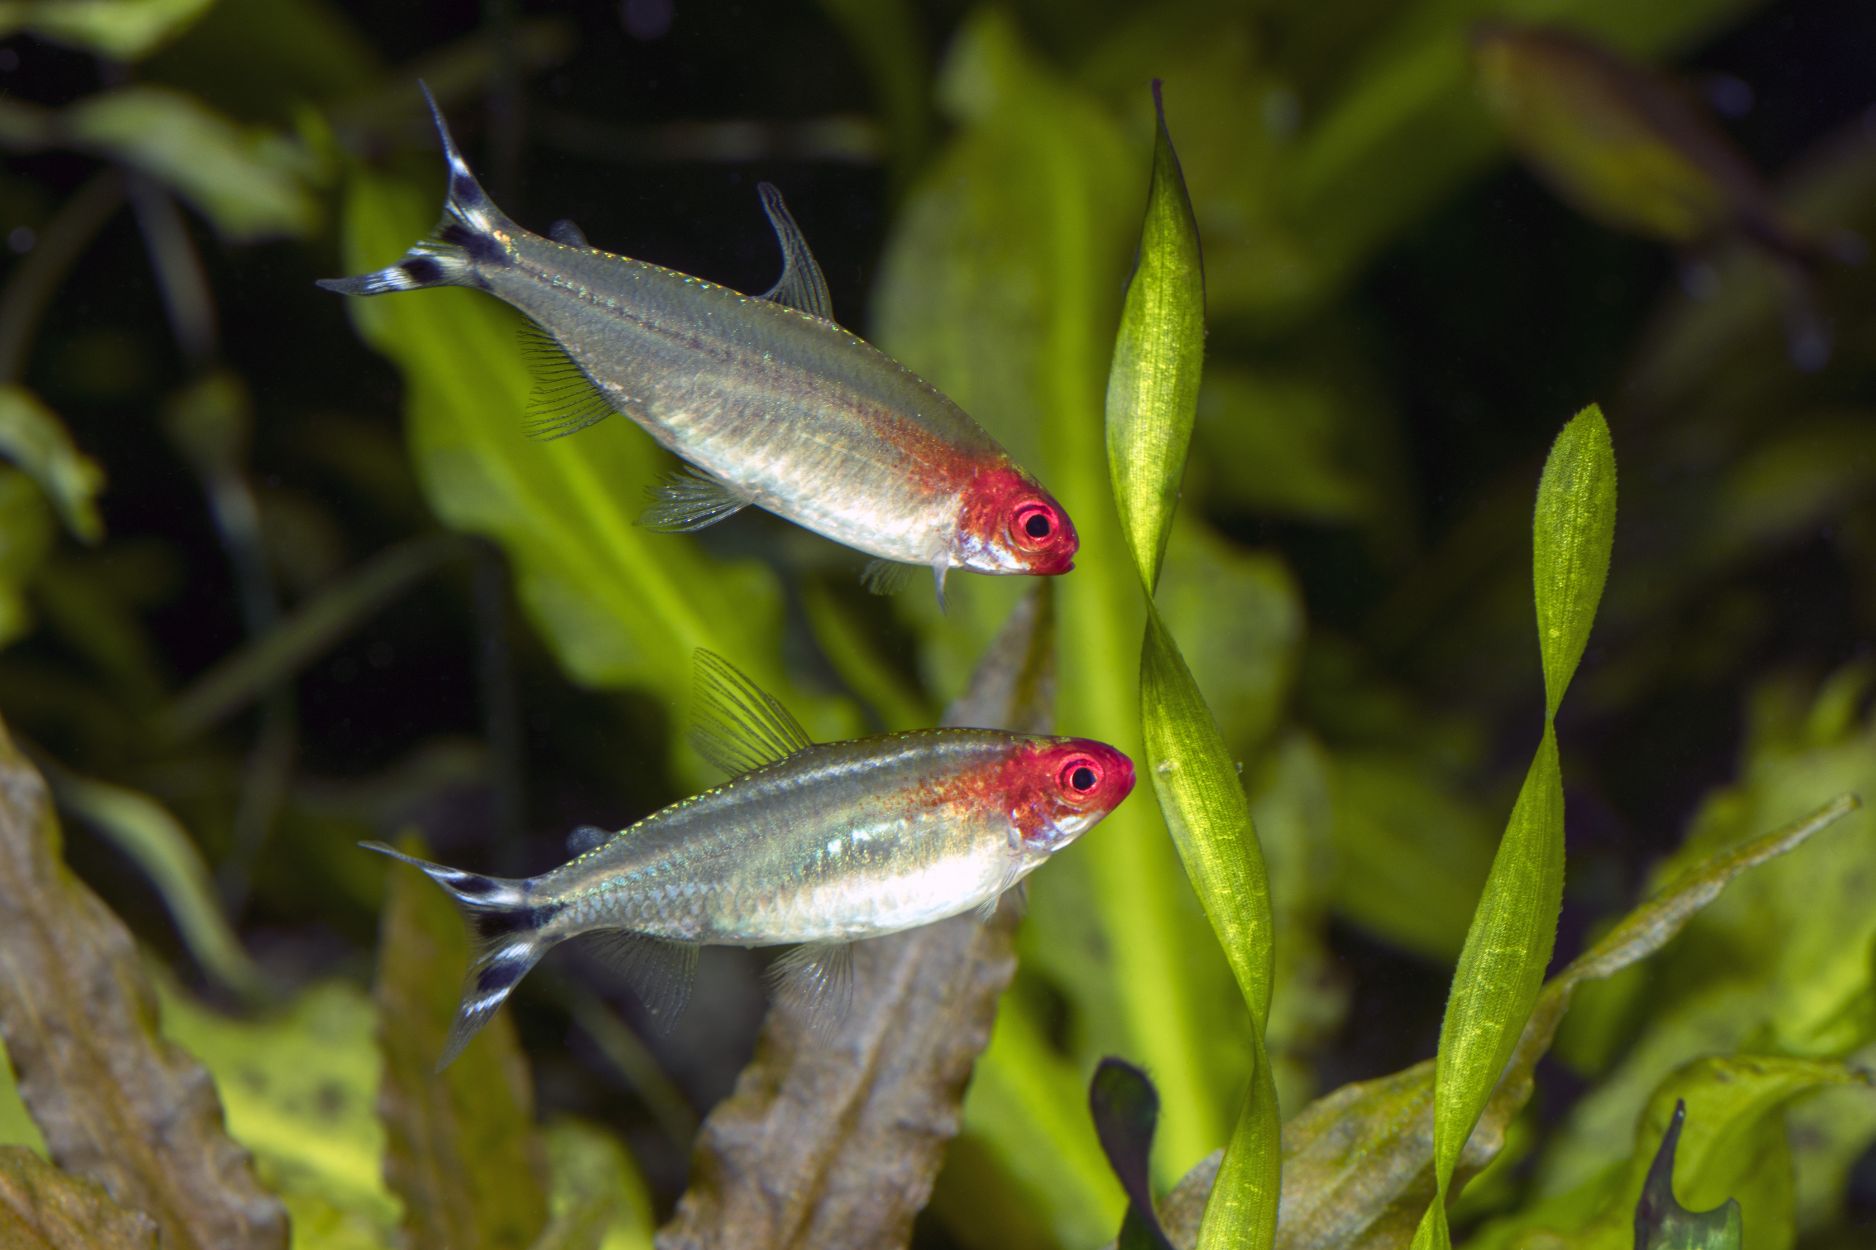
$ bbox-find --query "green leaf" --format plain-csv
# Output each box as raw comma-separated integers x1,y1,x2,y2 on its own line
0,386,105,543
65,87,320,241
533,1120,654,1250
1532,676,1876,1202
0,469,56,648
877,11,1241,1197
333,170,853,777
1532,406,1618,716
1106,82,1206,593
158,979,398,1248
1281,0,1768,315
1107,81,1279,1250
0,0,216,59
50,770,264,998
373,833,550,1250
1473,26,1733,246
1150,792,1860,1250
1140,609,1273,1027
0,714,287,1250
1414,405,1615,1247
0,1146,159,1248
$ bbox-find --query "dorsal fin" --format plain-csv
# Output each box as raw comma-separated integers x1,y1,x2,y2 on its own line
690,649,813,776
755,183,834,321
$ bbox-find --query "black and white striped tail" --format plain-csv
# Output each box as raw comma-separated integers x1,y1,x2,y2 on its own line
316,81,511,299
360,840,556,1070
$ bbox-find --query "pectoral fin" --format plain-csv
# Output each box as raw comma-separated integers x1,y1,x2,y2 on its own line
768,941,855,1034
639,465,751,532
755,182,835,321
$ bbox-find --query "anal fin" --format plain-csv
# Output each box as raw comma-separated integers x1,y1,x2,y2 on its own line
577,930,700,1031
640,465,751,532
518,321,620,440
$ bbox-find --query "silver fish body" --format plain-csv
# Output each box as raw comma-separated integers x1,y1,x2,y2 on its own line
319,87,1080,593
486,239,1005,571
538,731,1058,946
363,652,1134,1067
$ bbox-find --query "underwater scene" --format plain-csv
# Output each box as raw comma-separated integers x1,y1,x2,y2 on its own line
1,0,1873,1247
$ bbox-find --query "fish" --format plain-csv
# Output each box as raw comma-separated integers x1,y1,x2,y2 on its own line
319,85,1079,603
365,649,1134,1068
1471,22,1862,370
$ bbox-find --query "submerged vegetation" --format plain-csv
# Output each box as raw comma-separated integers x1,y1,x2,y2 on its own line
2,1,1874,1248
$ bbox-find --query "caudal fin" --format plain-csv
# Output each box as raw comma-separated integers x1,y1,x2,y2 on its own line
362,840,556,1070
316,81,512,299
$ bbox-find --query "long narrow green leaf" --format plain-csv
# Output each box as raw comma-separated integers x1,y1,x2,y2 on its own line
1414,405,1616,1249
877,12,1237,1189
1107,82,1205,594
1106,84,1279,1250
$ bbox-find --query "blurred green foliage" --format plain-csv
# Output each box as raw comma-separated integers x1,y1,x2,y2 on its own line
2,0,1874,1247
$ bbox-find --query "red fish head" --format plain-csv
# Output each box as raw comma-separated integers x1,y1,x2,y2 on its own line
1008,738,1135,851
955,464,1079,576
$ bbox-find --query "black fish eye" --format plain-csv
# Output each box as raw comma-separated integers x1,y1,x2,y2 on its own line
1070,765,1097,792
1025,512,1052,539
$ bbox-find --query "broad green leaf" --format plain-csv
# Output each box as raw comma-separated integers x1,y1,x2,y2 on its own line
0,713,287,1250
0,1146,158,1248
1281,0,1766,316
0,387,104,543
1106,82,1205,593
52,771,264,998
534,1120,654,1250
334,171,854,776
1149,793,1859,1250
1473,25,1735,246
1532,406,1617,717
373,833,550,1250
0,0,216,59
1325,749,1494,960
66,87,320,241
1414,405,1614,1248
875,11,1239,1192
158,979,398,1249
